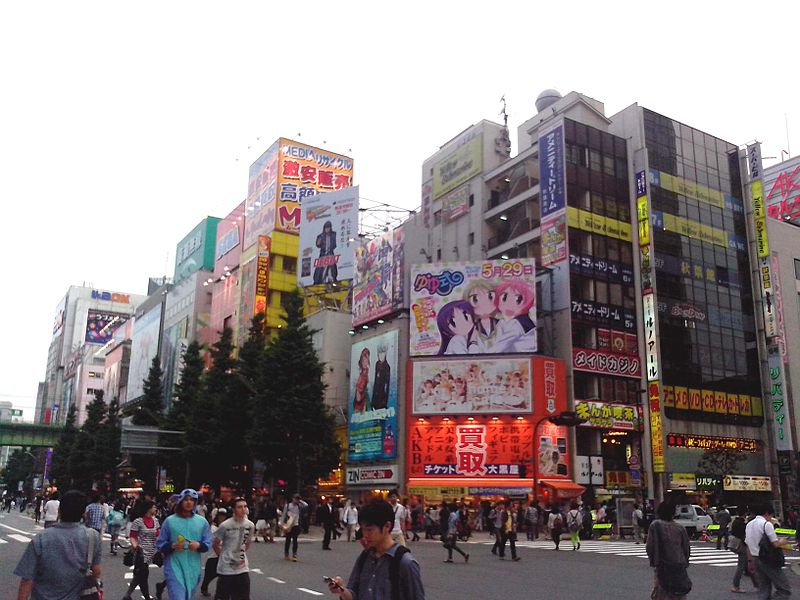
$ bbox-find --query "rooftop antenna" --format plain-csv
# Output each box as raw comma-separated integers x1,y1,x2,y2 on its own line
786,113,792,158
499,95,508,128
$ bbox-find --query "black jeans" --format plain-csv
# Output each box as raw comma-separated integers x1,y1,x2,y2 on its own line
716,526,729,549
284,525,301,557
323,524,333,548
444,535,467,560
126,558,151,599
201,556,219,595
216,573,250,600
500,531,517,559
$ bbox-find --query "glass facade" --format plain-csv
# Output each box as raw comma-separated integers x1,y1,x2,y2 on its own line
644,109,763,427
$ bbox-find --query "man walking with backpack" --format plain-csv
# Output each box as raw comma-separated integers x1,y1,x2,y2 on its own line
548,505,564,550
326,498,425,600
566,502,582,550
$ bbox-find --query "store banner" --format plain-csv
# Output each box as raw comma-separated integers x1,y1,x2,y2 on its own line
574,400,639,431
538,124,566,218
768,344,793,450
346,465,398,486
723,475,771,492
649,381,665,473
572,347,641,378
669,473,697,490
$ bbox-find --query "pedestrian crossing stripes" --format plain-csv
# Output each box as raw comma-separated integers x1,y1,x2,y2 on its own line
471,539,800,568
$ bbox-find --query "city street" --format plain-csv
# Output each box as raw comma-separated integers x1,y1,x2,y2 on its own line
4,509,800,599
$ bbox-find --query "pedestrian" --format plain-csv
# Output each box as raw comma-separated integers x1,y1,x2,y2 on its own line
646,500,691,599
84,492,105,536
442,503,469,564
320,496,337,550
744,502,792,599
200,507,228,597
499,501,520,561
632,503,645,544
281,493,308,561
410,503,422,542
489,501,505,555
715,504,731,550
342,500,359,542
42,492,60,528
33,495,42,524
566,502,582,550
107,501,126,555
213,498,255,600
548,506,564,550
388,491,408,547
730,509,756,594
155,488,212,600
14,490,102,600
124,500,161,600
325,498,426,599
525,502,539,541
253,497,269,543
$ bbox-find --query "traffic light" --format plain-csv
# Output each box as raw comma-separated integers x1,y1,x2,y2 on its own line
547,411,588,427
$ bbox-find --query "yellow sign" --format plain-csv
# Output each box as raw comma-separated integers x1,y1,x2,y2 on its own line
637,196,650,246
276,138,354,234
408,486,467,501
433,135,483,199
649,381,665,473
567,207,632,241
655,171,724,208
669,473,697,490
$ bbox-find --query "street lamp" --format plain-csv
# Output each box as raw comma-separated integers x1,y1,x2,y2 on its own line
532,411,588,501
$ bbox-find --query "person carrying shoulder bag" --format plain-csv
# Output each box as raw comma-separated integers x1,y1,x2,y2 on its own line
744,503,791,599
646,500,691,599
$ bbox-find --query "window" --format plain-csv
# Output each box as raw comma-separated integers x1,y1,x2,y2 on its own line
589,150,602,172
433,211,442,226
88,372,103,379
469,194,474,207
436,248,442,260
795,259,800,280
283,257,297,274
468,232,474,245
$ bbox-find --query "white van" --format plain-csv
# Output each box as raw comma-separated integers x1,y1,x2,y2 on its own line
674,504,713,537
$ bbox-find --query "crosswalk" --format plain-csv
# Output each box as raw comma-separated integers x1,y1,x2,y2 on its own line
472,539,800,568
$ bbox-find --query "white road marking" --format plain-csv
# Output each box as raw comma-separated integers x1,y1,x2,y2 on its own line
0,538,7,544
0,522,37,536
124,573,134,580
297,588,324,596
267,577,285,584
8,534,32,543
250,568,263,574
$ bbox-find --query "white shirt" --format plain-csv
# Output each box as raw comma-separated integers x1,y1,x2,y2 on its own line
633,508,643,523
745,515,778,557
43,499,60,522
390,502,407,534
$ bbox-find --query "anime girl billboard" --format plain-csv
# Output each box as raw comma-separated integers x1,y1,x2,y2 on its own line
410,259,537,356
347,330,399,461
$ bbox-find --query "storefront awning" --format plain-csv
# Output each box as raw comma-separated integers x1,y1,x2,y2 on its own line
539,479,586,499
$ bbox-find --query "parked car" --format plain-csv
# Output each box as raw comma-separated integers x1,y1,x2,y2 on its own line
674,504,713,538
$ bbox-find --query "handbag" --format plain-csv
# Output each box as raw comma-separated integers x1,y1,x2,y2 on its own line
152,551,164,568
123,547,136,567
80,528,102,600
656,562,692,596
728,535,742,552
759,522,786,568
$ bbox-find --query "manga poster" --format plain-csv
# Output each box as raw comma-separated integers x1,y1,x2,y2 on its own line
297,186,358,287
352,228,404,327
411,358,532,415
410,259,537,356
348,330,399,462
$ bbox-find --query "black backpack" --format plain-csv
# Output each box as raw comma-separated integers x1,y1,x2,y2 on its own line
354,545,411,600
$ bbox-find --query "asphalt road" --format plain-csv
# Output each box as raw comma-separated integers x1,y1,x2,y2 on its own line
2,509,798,599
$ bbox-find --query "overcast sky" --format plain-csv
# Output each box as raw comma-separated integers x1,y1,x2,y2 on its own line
1,2,797,420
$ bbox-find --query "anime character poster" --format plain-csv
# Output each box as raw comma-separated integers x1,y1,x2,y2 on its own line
410,259,537,356
85,310,129,345
352,228,403,327
411,358,532,415
348,330,399,462
297,186,358,287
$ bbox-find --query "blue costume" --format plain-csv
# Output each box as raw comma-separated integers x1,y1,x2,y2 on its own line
156,489,212,600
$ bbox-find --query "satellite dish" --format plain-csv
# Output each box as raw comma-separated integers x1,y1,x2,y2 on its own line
536,89,562,113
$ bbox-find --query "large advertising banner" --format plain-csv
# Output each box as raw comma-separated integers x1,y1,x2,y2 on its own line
85,310,129,345
276,139,354,234
764,155,800,222
411,358,532,414
298,186,358,287
352,228,404,327
244,142,280,250
255,236,270,315
432,135,482,199
538,124,566,218
127,305,163,401
410,259,537,356
348,330,399,462
441,185,470,222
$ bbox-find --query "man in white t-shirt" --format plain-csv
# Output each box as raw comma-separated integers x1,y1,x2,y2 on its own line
388,491,408,547
744,503,791,598
213,498,255,600
43,494,60,528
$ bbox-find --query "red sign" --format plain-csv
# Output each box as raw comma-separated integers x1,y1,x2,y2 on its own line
572,347,641,378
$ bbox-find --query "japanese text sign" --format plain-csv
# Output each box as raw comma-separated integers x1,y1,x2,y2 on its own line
768,343,793,451
574,400,639,431
538,124,566,218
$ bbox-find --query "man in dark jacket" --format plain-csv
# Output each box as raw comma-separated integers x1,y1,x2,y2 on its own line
320,497,337,550
371,346,391,409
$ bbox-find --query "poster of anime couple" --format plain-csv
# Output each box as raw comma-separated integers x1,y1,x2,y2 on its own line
410,259,537,356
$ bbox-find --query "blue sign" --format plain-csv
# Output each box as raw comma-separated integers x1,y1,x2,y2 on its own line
538,125,566,218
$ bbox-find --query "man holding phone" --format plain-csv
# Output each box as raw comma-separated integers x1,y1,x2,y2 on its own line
326,499,425,600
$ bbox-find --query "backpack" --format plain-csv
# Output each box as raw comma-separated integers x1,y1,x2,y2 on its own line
567,511,581,532
355,545,411,600
552,514,563,531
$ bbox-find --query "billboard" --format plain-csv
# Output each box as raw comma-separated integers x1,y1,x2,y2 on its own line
409,259,536,356
352,228,404,327
127,305,163,401
244,142,280,250
411,357,532,414
255,236,270,315
85,310,129,345
764,155,800,222
276,139,354,234
348,330,399,462
538,124,566,218
441,185,470,222
432,135,482,199
298,186,358,287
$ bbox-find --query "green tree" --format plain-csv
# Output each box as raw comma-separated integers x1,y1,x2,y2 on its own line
96,397,122,492
249,289,340,493
697,447,748,504
133,356,165,426
1,448,34,492
50,404,78,487
70,390,110,491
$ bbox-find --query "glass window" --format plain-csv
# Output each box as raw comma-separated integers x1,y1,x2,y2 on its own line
795,259,800,280
609,283,622,306
283,257,296,274
434,211,441,225
595,281,609,304
591,192,604,214
589,150,602,172
603,155,615,176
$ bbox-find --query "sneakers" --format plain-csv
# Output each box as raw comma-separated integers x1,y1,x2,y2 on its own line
577,542,581,550
291,556,298,562
512,557,521,562
465,554,470,563
284,556,291,561
731,588,745,594
443,559,454,563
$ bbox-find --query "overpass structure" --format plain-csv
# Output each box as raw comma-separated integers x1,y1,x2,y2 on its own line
0,422,63,447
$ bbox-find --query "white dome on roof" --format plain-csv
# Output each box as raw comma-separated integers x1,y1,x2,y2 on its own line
536,89,562,112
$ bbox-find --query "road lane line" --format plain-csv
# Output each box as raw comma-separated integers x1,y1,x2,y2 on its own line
8,534,31,543
267,577,285,584
0,522,37,536
124,573,134,580
0,538,7,544
250,568,263,574
297,588,324,596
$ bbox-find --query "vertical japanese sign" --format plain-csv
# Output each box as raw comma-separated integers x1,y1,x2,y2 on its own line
538,124,566,218
747,143,777,338
772,255,789,360
254,236,270,316
637,171,660,383
648,381,665,473
276,139,354,235
768,344,793,451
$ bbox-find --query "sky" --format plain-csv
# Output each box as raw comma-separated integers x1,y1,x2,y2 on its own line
1,1,798,421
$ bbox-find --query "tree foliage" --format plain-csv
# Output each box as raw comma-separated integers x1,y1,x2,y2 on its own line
697,447,748,502
133,356,165,426
1,448,34,491
50,404,78,487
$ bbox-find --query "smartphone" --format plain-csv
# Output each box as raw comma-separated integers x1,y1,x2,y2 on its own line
323,576,342,590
